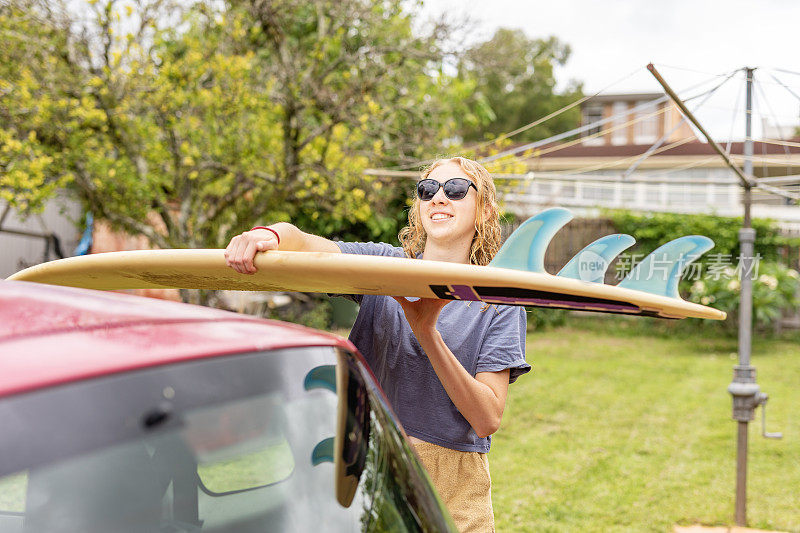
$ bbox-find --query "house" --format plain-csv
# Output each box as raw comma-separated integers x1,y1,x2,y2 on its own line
501,92,800,237
0,196,82,279
579,92,693,147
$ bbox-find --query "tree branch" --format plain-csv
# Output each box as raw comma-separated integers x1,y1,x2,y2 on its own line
73,163,170,249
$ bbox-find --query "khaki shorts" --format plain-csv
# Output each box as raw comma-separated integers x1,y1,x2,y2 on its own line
412,440,495,533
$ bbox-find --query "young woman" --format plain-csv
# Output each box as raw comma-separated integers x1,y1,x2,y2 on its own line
225,156,529,532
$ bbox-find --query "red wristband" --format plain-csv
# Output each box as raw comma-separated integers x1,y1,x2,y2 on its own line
250,226,280,245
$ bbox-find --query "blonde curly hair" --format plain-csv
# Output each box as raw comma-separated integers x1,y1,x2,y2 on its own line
398,156,502,266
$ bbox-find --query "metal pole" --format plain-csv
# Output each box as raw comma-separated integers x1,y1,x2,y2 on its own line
740,68,754,369
735,421,749,523
649,64,781,528
733,67,756,527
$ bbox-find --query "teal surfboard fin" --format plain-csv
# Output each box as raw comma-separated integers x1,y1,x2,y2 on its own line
617,235,714,298
557,234,636,283
311,437,334,465
306,366,336,466
303,365,336,393
489,207,573,273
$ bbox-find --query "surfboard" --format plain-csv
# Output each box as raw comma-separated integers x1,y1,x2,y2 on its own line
7,208,726,321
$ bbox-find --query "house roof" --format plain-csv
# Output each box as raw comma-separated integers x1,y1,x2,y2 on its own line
534,138,800,160
582,92,664,105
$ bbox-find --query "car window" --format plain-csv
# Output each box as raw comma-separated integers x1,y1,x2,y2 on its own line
357,381,456,533
0,346,454,532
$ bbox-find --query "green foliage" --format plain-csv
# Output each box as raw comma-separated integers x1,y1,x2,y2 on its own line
525,308,569,332
458,29,583,143
1,2,584,252
0,3,81,213
266,294,333,331
0,0,479,248
607,210,799,262
688,261,800,331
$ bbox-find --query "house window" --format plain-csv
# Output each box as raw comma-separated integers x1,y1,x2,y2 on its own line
634,101,660,145
583,105,604,145
611,102,628,145
622,183,636,202
688,184,707,205
667,186,685,205
645,184,662,203
536,182,552,196
582,184,614,201
713,184,735,206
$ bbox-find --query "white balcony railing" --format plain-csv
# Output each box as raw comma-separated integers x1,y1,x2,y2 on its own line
496,172,800,233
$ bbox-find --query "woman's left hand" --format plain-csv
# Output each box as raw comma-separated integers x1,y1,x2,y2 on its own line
391,296,449,335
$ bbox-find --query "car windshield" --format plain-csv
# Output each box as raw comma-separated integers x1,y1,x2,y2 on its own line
0,346,452,532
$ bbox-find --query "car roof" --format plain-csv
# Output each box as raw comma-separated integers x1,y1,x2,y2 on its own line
0,281,355,397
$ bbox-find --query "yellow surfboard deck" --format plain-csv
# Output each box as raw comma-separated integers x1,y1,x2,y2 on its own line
7,249,726,320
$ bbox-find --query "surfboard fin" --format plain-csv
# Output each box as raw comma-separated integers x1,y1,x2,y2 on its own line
306,366,337,466
311,437,334,465
557,234,636,283
303,365,336,393
489,207,573,273
617,235,714,298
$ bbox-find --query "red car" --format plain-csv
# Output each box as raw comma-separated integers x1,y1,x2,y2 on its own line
0,281,457,532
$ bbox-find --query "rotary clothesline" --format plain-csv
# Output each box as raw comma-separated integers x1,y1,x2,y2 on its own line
389,66,737,171
488,68,743,166
621,69,742,180
509,107,669,162
759,138,800,149
388,67,798,174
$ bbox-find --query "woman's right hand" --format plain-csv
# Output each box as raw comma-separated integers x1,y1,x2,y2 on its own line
224,228,280,274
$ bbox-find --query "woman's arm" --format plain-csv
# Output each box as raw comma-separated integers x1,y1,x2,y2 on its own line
392,297,510,438
224,222,340,274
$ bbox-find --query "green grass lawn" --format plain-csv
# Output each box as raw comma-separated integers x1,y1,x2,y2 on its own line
491,318,800,533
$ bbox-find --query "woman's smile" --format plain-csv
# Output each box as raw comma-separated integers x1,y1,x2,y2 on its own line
430,212,454,222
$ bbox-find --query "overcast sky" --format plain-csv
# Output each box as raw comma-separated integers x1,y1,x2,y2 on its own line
420,0,800,140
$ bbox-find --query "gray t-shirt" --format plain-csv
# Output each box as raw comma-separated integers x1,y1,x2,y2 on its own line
335,241,530,453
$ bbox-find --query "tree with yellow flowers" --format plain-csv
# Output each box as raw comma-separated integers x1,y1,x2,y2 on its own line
0,0,487,249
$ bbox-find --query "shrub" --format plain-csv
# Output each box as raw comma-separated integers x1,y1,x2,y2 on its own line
526,308,569,331
687,261,800,331
606,210,799,262
266,294,333,330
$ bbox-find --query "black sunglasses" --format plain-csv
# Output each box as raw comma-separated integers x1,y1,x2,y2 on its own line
416,178,477,201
